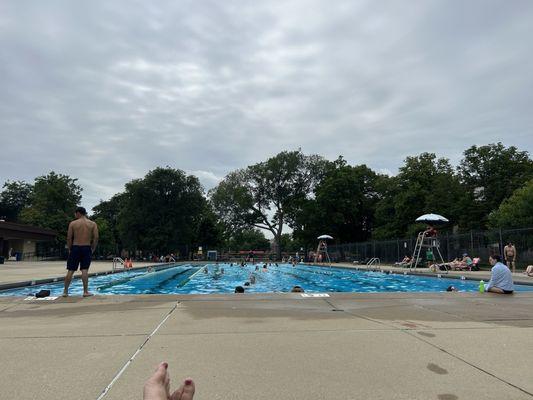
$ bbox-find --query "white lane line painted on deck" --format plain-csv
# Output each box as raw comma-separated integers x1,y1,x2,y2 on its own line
95,302,179,400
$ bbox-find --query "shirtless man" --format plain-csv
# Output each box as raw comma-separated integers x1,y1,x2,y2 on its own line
503,241,516,272
63,207,99,297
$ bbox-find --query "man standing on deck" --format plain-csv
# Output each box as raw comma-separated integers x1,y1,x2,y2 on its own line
63,207,99,297
504,241,517,272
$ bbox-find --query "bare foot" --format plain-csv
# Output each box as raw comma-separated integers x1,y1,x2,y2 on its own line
82,292,94,297
62,292,68,298
144,362,195,400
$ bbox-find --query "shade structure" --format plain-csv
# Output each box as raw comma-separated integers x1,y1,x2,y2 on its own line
415,213,449,224
317,234,333,240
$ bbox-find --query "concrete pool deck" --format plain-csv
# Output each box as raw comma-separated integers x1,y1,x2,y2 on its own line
1,292,533,400
1,262,533,399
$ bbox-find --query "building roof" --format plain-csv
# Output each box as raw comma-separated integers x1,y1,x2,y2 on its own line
0,221,57,241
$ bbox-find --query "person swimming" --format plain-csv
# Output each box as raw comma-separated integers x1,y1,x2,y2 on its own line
291,285,304,293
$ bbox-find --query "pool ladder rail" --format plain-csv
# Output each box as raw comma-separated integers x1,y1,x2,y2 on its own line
366,258,380,267
112,257,126,271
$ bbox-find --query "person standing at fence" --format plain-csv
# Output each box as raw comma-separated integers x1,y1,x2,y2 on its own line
504,241,517,272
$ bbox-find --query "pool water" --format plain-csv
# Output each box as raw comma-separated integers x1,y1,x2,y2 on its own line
1,263,532,296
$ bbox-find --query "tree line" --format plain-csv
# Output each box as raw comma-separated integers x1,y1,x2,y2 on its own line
1,143,532,258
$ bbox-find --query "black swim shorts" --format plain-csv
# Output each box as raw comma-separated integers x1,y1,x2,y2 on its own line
67,245,92,271
503,290,514,294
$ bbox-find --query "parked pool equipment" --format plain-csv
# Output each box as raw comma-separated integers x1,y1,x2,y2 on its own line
409,213,448,272
315,235,332,266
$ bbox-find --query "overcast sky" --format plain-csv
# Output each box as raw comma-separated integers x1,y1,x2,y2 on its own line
1,0,532,211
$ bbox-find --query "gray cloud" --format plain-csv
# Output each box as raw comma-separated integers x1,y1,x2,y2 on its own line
1,0,532,210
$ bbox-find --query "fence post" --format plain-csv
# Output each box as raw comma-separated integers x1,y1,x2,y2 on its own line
396,239,400,261
446,232,450,260
470,230,474,255
499,228,503,256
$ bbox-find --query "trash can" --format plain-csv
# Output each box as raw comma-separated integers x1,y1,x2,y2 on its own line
0,256,4,264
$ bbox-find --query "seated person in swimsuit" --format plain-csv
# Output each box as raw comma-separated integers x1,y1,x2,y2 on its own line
524,265,533,277
395,255,411,266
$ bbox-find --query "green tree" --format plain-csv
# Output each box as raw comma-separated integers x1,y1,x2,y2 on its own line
279,233,305,253
488,179,533,228
0,180,33,221
458,143,533,228
117,167,206,254
93,217,116,256
92,193,126,254
210,150,328,259
195,206,224,249
292,158,382,245
227,229,271,251
19,172,82,244
373,153,464,238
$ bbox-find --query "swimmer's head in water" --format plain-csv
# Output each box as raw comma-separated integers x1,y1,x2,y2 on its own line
234,286,245,293
291,286,304,293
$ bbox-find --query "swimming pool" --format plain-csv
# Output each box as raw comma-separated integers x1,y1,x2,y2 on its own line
1,263,532,296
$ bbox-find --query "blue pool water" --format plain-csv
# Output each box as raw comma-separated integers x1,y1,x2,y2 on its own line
1,263,532,296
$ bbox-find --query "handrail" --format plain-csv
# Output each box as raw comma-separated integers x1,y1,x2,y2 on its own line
366,257,380,266
112,257,125,271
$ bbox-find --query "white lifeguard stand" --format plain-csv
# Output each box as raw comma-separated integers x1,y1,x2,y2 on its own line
409,213,448,271
314,234,332,265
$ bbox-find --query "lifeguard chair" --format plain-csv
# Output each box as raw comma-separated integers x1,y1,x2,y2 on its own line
314,235,332,265
409,214,448,271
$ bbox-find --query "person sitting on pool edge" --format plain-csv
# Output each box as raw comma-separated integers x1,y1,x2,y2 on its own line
144,362,195,400
291,285,304,293
484,254,514,294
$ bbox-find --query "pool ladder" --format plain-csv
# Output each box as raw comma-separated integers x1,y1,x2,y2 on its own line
112,257,125,271
367,258,380,267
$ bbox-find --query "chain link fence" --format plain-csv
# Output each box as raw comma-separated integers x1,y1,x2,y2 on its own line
328,227,533,267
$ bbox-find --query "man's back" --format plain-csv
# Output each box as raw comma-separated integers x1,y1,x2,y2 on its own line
68,217,98,247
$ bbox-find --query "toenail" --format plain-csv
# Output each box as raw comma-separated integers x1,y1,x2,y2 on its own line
185,379,193,385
